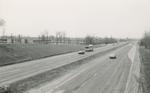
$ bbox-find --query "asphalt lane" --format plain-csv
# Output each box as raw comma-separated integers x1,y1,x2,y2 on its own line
27,43,132,93
0,43,124,86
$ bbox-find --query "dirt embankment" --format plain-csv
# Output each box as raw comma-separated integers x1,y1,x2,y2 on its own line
139,47,150,93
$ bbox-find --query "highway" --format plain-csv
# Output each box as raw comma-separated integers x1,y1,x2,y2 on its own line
28,43,133,93
0,43,125,86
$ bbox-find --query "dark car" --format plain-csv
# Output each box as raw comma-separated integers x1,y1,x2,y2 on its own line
109,53,117,59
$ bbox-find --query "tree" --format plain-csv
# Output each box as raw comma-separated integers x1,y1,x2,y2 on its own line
103,37,117,44
0,18,6,38
39,30,49,44
18,34,22,43
85,35,95,45
10,33,14,43
55,32,66,44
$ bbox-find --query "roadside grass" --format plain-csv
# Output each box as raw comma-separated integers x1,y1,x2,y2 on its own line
0,44,85,66
139,47,150,93
0,43,107,67
7,44,123,93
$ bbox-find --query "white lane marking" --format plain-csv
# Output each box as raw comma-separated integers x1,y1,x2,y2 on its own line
44,64,97,93
128,45,136,63
28,43,128,93
50,43,130,93
0,43,114,86
80,73,97,88
45,53,112,93
99,54,127,93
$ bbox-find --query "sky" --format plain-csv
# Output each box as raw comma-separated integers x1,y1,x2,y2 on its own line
1,0,150,38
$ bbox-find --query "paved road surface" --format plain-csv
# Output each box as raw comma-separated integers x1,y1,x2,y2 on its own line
0,43,125,86
28,43,132,93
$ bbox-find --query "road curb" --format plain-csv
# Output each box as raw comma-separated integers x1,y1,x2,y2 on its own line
125,45,141,93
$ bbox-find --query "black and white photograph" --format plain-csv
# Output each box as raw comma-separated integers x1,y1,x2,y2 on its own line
0,0,150,93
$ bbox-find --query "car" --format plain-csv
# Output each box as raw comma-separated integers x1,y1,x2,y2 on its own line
89,44,93,47
109,53,117,59
85,48,93,52
85,45,94,52
78,50,85,54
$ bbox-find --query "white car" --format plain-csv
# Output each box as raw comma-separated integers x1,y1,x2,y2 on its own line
109,53,117,59
78,51,85,54
89,44,93,47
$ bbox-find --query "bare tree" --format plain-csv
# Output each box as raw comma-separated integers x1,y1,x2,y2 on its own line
84,35,117,45
10,33,14,43
85,35,95,45
44,29,49,42
55,31,66,44
0,18,6,38
39,30,49,44
18,34,22,43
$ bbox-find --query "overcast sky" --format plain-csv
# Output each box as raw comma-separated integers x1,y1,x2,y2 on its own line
1,0,150,38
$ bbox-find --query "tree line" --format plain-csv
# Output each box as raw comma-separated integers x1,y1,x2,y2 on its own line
0,18,122,45
84,35,117,45
140,31,150,49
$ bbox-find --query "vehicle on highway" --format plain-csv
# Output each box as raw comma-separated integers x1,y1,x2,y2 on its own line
109,53,117,59
78,50,85,54
85,44,94,52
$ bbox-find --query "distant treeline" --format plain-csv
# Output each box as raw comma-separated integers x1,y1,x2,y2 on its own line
0,31,128,45
0,30,127,45
140,31,150,49
84,35,118,45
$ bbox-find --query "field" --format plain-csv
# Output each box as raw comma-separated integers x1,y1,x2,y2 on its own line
0,43,85,66
139,47,150,93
